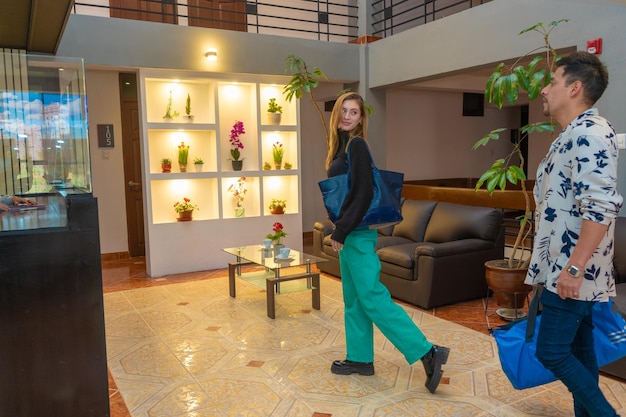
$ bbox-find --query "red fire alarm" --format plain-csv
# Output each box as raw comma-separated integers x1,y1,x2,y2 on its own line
587,38,603,55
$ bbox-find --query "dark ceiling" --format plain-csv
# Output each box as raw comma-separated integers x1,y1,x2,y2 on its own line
0,0,74,54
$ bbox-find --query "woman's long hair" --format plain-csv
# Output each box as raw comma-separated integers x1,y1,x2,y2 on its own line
325,92,368,170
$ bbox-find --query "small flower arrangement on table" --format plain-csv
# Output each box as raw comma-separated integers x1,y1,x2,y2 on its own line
229,120,245,162
266,222,287,245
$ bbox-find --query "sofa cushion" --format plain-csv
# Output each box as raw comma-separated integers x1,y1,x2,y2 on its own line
424,202,502,243
377,243,419,269
392,200,437,242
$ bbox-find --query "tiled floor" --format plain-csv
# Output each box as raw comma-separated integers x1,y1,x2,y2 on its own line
101,256,626,417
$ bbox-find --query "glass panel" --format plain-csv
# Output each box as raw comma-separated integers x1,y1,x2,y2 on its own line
0,53,91,196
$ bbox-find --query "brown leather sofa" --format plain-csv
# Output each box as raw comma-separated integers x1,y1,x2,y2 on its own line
313,199,504,309
600,217,626,380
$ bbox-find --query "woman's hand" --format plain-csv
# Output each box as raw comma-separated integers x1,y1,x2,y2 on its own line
13,196,37,206
331,239,344,252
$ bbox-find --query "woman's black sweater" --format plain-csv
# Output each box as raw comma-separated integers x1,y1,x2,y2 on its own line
326,132,374,243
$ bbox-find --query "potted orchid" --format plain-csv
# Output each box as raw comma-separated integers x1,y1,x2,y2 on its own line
272,141,284,169
228,176,247,217
229,120,245,171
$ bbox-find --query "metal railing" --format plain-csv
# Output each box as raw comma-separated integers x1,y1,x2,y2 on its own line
73,0,359,42
72,0,489,42
371,0,491,38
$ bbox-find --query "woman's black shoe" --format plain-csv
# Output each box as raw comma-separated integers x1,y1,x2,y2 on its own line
421,345,450,393
331,360,375,376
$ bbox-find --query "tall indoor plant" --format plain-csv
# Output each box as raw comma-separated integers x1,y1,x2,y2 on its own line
473,20,567,311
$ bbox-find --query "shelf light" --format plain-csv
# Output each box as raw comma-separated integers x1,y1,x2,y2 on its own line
205,50,218,61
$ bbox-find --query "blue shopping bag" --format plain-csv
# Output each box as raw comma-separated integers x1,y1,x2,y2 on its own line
493,286,626,390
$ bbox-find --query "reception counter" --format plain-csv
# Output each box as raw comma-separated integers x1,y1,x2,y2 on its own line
0,192,109,416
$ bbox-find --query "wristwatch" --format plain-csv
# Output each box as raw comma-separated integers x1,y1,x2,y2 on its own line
566,264,583,278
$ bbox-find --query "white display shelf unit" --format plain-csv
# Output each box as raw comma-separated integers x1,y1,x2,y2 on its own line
139,70,302,276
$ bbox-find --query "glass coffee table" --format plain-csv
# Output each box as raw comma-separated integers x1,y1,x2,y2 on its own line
222,245,328,319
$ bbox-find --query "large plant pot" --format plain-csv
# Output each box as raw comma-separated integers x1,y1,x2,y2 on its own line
485,259,532,310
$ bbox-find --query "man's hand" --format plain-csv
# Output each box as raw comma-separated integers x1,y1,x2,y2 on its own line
557,271,583,299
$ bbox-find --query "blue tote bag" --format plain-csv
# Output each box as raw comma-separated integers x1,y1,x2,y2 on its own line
318,137,403,229
493,285,626,390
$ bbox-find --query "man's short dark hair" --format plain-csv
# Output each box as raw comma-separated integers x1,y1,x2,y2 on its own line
557,51,608,105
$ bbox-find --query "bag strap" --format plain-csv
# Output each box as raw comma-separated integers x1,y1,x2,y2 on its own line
525,285,543,342
346,136,375,172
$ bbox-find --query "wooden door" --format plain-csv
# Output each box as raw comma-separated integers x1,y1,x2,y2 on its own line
188,0,246,31
110,0,178,24
119,73,145,257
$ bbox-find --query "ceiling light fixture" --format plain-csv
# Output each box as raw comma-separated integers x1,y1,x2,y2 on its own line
205,50,218,61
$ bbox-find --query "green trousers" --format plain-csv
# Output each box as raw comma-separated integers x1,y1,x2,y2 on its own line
339,228,432,364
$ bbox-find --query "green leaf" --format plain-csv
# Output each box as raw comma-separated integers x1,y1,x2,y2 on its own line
528,69,547,100
472,128,506,150
492,76,505,109
503,74,519,104
485,64,504,100
509,165,527,181
521,121,554,135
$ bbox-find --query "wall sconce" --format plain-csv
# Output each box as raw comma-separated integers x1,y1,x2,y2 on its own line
205,50,218,61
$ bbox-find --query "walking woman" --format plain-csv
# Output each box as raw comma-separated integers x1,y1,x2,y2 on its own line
325,92,450,393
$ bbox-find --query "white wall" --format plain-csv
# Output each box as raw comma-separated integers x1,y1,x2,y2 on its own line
85,70,129,253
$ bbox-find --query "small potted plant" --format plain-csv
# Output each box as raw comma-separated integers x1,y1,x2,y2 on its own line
272,141,284,170
177,141,189,172
182,93,194,122
269,199,286,215
174,197,199,221
193,156,204,172
263,161,272,170
160,158,172,173
283,161,292,170
229,120,245,171
163,90,179,121
227,176,247,217
267,98,282,125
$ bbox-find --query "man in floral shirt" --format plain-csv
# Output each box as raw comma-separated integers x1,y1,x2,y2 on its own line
525,51,622,416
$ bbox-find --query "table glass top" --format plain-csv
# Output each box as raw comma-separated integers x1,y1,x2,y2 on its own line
222,245,327,269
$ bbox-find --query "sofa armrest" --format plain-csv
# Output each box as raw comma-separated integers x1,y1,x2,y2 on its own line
415,239,495,258
314,219,334,236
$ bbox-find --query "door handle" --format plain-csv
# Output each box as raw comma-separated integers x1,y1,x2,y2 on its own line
128,181,141,187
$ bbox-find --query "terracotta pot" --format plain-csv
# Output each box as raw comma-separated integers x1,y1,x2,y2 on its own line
484,259,532,309
271,207,284,215
177,210,193,221
161,163,171,173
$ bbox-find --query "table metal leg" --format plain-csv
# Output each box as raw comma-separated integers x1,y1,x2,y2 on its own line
228,262,237,298
312,273,320,310
266,278,276,319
